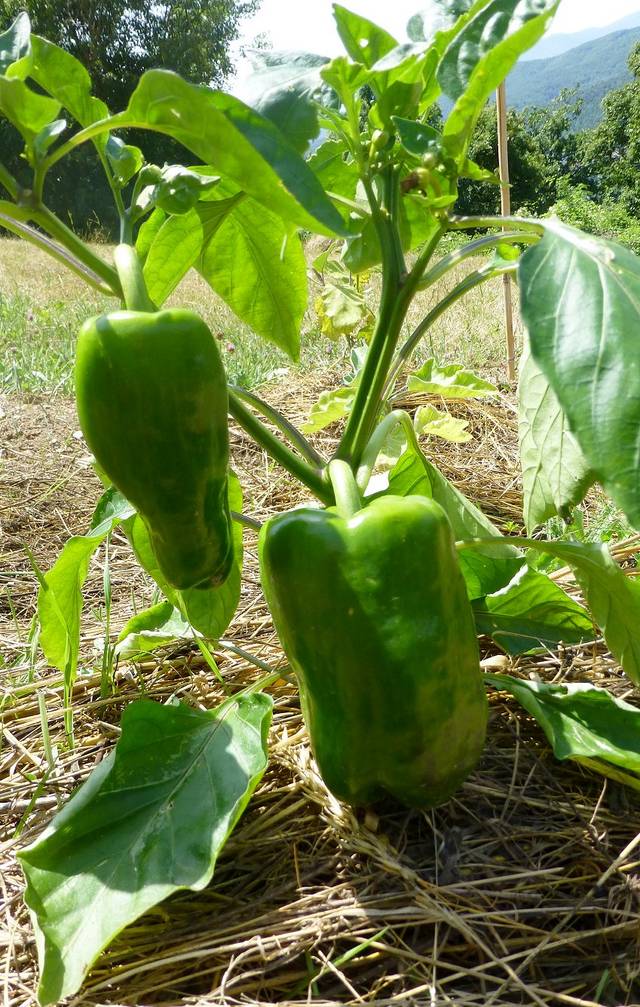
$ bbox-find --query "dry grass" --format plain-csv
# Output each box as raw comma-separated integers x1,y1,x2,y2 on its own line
2,373,640,1007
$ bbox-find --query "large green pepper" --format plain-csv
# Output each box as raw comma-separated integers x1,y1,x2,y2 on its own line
259,494,487,808
75,308,233,591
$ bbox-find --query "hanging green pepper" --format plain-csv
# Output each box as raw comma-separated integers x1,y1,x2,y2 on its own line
75,308,234,591
259,482,487,808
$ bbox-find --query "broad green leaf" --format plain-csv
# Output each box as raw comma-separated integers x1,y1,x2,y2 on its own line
393,116,441,157
515,538,640,686
316,278,372,341
301,385,356,434
408,358,498,398
518,337,595,533
407,1,488,42
387,445,522,597
0,11,32,79
0,77,60,142
485,673,640,789
237,50,335,153
415,404,473,443
19,693,273,1006
199,198,307,360
31,119,66,163
519,221,640,529
29,35,108,136
106,136,143,186
135,208,166,262
333,6,398,68
124,474,244,641
116,602,195,657
143,208,204,305
110,70,345,237
38,488,134,690
441,0,560,161
473,565,593,655
307,137,359,219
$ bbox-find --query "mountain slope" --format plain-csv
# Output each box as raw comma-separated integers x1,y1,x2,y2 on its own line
507,27,640,128
523,11,640,60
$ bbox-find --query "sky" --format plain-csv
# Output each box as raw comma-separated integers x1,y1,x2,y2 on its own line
235,0,640,57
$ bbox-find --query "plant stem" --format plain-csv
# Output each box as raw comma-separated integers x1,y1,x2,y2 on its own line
228,390,332,505
0,206,115,295
31,204,122,294
0,161,18,199
230,511,262,532
328,460,362,518
113,243,156,311
229,385,325,468
449,215,545,233
384,262,518,398
334,168,408,466
417,230,540,290
355,409,416,492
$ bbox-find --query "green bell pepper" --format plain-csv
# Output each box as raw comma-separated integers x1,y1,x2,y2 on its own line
259,492,487,808
75,308,233,591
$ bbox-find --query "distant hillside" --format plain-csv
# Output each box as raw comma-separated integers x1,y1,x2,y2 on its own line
507,27,640,128
522,11,640,60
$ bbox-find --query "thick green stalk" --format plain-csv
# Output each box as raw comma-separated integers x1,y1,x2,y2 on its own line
228,390,332,506
384,262,518,399
334,168,406,466
355,409,416,493
229,385,325,468
31,204,121,294
449,215,545,233
328,459,362,519
113,244,156,312
0,206,115,295
417,230,540,290
0,161,18,199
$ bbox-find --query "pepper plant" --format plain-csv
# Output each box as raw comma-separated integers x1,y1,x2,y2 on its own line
4,3,640,1004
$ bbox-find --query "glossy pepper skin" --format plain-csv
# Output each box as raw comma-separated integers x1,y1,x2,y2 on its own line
259,495,487,808
75,309,233,591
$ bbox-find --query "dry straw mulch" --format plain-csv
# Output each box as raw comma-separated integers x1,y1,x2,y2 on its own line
1,378,640,1007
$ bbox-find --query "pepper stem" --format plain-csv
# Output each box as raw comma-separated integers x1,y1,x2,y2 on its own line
328,460,362,519
114,243,156,312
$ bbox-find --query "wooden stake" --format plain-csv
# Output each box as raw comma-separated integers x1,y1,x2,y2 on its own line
496,81,515,381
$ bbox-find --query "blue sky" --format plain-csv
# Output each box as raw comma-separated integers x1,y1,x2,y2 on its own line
236,0,640,55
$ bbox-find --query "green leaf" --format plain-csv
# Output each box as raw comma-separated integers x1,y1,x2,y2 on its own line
387,445,522,598
110,70,345,237
237,50,336,153
485,673,640,788
301,385,356,434
116,602,195,657
333,6,399,68
393,116,441,157
135,208,166,262
316,277,371,340
0,11,32,79
19,693,273,1006
37,488,134,690
513,538,640,686
199,198,307,361
473,565,593,655
518,337,595,533
29,35,108,135
407,1,487,43
519,221,640,529
415,404,473,443
307,137,359,219
142,208,204,306
408,358,498,398
124,474,244,641
106,136,143,186
0,76,60,142
441,0,560,161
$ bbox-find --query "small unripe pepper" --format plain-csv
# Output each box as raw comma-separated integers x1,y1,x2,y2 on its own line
75,308,234,591
259,494,487,808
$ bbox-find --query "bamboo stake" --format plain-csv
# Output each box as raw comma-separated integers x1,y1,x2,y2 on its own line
496,82,515,381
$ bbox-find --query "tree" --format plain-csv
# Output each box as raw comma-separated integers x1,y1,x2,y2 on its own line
0,1,260,110
578,42,640,215
0,0,261,235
